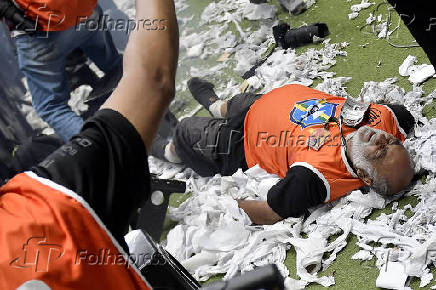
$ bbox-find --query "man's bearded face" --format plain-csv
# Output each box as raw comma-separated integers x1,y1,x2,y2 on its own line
348,126,413,195
349,126,400,170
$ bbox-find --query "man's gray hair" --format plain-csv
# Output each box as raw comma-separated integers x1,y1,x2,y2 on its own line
354,156,390,196
369,171,390,196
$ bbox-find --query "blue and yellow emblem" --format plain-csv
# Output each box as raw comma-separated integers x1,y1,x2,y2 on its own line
289,99,338,129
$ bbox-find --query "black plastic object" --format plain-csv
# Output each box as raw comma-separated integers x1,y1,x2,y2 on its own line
84,62,123,104
136,230,201,290
242,43,277,80
273,22,330,49
201,264,285,290
135,174,186,241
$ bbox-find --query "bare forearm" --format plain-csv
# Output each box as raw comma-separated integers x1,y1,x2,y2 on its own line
237,200,283,225
102,0,179,150
125,0,179,78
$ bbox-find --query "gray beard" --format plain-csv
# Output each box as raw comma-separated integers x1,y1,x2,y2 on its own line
350,126,386,178
348,126,390,194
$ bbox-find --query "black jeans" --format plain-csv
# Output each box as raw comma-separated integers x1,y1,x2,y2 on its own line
174,93,262,177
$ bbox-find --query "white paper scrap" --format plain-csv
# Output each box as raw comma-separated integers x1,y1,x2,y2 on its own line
376,261,408,289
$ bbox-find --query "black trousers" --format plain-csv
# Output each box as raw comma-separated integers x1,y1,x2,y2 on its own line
174,93,261,177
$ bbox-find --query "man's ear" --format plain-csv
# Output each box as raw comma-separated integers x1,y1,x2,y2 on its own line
356,168,372,186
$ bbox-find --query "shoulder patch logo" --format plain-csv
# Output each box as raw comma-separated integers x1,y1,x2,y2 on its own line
366,107,382,127
290,99,338,129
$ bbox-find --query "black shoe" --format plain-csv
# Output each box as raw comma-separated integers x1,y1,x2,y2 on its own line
273,23,291,49
187,77,218,111
274,23,329,49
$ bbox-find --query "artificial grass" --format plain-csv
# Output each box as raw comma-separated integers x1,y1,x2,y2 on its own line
165,0,436,288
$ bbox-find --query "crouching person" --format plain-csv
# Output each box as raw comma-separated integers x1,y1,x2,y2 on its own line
0,0,179,288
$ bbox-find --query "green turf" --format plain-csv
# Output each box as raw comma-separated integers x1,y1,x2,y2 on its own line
165,0,436,288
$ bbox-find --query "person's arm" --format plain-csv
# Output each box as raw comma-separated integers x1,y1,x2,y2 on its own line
30,0,179,250
101,0,179,151
384,104,415,135
237,200,283,225
238,165,328,225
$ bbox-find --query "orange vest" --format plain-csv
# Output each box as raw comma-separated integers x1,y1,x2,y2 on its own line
14,0,97,31
244,84,406,202
0,172,151,290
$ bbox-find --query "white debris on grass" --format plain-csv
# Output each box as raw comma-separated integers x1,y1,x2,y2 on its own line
304,0,317,10
165,166,339,288
365,13,376,25
139,0,436,288
405,118,436,173
375,261,409,289
161,77,436,289
351,250,373,261
243,3,277,21
399,55,417,77
348,12,358,20
201,0,276,25
376,22,389,39
348,0,374,19
242,40,348,94
409,64,436,85
180,25,239,59
350,0,374,13
315,76,352,98
398,55,436,84
178,0,279,101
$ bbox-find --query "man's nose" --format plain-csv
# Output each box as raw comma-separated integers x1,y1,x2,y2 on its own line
374,133,387,145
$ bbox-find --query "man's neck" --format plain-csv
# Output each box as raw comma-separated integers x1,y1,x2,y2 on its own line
345,131,357,173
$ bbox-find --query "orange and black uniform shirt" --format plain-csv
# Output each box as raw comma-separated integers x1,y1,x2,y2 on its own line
0,110,151,289
14,0,97,31
243,84,412,218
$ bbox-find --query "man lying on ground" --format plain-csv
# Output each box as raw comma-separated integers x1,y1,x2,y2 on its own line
0,0,178,288
152,78,415,225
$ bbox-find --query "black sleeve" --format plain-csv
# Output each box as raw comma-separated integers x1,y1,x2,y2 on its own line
267,165,327,218
32,109,150,249
385,104,415,135
10,134,64,174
